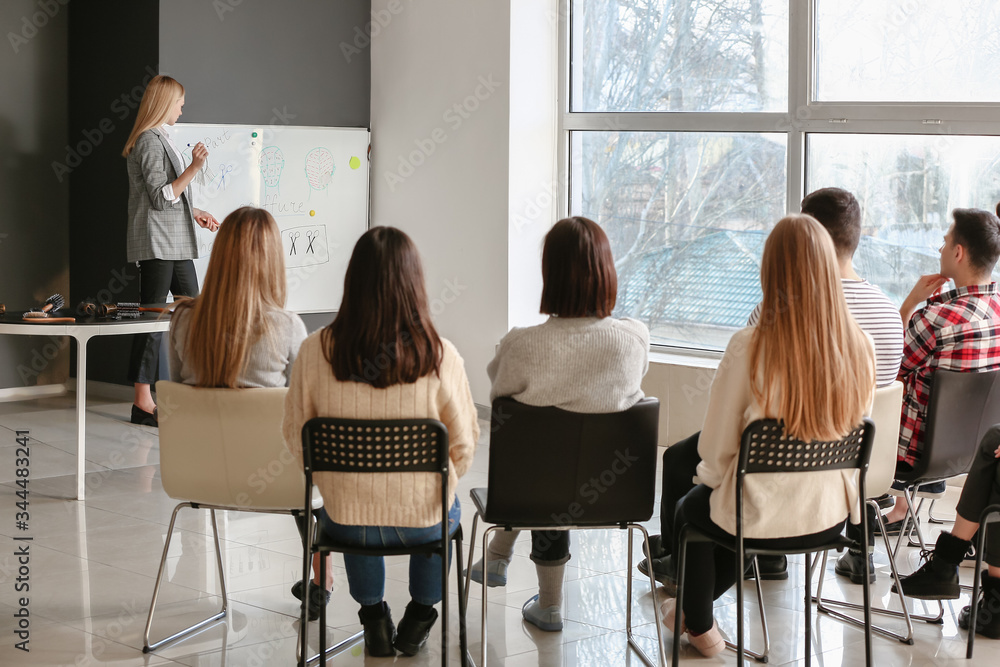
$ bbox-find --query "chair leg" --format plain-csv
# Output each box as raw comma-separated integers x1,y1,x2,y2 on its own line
805,549,813,667
453,531,470,667
464,514,480,614
905,496,931,551
481,525,499,667
927,498,954,525
143,505,228,653
722,557,769,662
627,525,665,667
967,510,997,659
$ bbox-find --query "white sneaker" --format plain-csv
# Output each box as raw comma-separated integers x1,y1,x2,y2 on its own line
521,594,562,631
467,556,509,587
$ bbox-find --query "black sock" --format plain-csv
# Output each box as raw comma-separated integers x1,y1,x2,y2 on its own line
359,602,386,620
406,601,436,620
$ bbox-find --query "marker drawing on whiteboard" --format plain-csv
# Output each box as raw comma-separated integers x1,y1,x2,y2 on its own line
289,231,300,256
304,147,335,199
259,146,285,195
284,225,330,268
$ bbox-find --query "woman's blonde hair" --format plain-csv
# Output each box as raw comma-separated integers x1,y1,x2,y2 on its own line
750,213,875,441
122,75,184,157
174,207,287,388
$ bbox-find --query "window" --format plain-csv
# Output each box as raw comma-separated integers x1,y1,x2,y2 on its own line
563,0,1000,351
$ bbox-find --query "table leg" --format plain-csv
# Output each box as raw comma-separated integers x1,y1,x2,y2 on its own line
75,334,89,501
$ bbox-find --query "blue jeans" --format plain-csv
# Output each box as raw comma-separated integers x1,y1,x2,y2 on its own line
319,498,461,606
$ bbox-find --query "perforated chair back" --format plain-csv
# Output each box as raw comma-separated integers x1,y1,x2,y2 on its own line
737,418,876,532
868,382,904,497
156,381,303,510
483,397,659,526
301,418,448,474
900,368,1000,483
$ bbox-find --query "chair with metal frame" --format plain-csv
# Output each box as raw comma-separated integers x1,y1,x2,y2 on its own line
464,396,663,667
813,381,944,643
967,495,1000,658
143,381,340,655
299,416,469,667
673,418,876,667
887,369,1000,558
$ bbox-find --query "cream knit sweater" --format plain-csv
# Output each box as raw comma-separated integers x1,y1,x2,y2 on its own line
282,332,480,528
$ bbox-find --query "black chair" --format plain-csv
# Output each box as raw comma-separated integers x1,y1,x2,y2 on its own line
966,435,1000,659
673,418,876,667
890,369,1000,557
299,417,469,667
465,396,662,667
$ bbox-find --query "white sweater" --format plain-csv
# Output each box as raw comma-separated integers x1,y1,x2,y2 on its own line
488,316,650,413
696,326,873,538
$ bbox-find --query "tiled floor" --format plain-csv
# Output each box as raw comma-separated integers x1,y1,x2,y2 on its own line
0,392,998,665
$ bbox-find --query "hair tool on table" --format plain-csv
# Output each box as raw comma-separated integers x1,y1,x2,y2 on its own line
97,302,170,320
22,294,75,323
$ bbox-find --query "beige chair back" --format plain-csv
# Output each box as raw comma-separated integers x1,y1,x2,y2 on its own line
156,381,304,511
866,381,904,498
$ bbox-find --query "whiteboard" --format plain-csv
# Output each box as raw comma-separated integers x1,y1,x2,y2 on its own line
171,123,370,313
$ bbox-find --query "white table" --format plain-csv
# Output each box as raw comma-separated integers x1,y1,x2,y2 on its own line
0,316,171,500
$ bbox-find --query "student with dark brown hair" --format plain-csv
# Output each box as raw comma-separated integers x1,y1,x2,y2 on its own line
282,226,479,658
467,216,650,632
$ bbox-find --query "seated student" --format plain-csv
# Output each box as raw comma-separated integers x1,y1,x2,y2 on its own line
166,206,326,617
281,226,479,658
641,187,903,584
658,214,875,656
893,427,1000,639
466,216,649,632
876,207,1000,539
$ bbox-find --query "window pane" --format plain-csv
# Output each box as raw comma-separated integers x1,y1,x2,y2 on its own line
571,131,787,349
570,0,788,112
816,0,1000,102
807,134,1000,302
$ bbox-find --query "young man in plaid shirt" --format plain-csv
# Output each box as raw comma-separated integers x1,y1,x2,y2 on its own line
837,208,1000,591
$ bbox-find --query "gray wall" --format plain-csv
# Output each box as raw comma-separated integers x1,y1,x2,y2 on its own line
159,0,370,128
0,1,69,390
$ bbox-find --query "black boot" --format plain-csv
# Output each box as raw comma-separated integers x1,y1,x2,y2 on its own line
892,532,970,600
393,601,438,656
959,571,1000,639
358,601,396,657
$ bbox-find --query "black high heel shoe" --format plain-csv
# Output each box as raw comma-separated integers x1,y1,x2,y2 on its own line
130,404,157,427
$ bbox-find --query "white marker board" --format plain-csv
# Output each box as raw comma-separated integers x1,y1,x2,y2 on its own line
171,123,370,313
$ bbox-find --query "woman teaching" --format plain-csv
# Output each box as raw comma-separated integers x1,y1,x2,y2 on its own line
121,75,220,426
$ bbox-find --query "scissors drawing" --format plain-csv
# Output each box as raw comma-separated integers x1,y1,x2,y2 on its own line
216,164,234,190
289,231,300,256
306,231,317,254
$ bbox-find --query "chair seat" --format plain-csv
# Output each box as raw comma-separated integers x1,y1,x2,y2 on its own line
683,517,856,557
313,524,464,557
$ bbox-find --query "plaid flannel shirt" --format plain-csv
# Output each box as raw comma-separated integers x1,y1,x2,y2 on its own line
898,282,1000,465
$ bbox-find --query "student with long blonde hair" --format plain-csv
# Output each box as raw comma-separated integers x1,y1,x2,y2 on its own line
656,214,876,656
123,74,219,426
166,207,327,619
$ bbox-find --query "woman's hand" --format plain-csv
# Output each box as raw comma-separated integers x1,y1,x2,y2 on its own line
190,142,208,169
194,208,220,232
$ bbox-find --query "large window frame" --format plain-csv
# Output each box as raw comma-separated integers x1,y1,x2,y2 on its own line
558,0,1000,353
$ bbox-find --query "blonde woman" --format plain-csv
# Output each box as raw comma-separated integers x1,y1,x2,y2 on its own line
166,207,329,620
658,214,876,656
122,74,219,426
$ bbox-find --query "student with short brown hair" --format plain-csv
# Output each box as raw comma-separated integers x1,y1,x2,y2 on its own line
468,216,650,632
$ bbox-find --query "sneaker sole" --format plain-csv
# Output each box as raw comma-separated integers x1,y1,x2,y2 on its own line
890,586,960,600
468,571,507,587
523,616,563,632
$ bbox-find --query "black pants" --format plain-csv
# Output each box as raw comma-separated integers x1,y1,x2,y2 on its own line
127,259,199,384
956,426,1000,567
658,431,703,549
529,530,571,565
676,483,846,634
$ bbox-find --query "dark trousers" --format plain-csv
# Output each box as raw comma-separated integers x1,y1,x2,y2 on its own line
529,530,571,565
956,426,1000,567
676,483,846,633
658,432,703,550
127,259,199,384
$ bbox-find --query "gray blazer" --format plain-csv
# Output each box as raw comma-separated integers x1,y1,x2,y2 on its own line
126,128,199,263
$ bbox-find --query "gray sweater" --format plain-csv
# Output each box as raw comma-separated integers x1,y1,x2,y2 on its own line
168,306,307,388
487,316,650,413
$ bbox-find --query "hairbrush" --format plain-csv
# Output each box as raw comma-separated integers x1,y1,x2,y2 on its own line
23,294,65,318
98,302,170,320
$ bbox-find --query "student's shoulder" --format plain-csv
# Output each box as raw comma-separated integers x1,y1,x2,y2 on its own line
610,317,650,344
